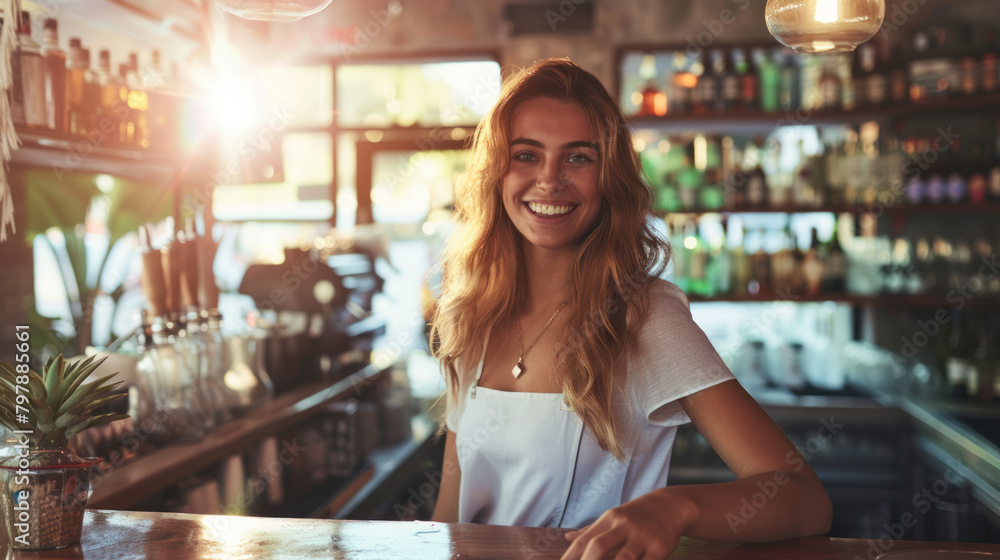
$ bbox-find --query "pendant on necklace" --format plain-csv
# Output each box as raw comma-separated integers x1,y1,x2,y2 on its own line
512,358,524,379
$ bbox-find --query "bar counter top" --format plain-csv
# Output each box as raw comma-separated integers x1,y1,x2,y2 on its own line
18,510,1000,559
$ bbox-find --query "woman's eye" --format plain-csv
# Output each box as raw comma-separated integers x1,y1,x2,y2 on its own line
513,152,536,162
567,153,594,164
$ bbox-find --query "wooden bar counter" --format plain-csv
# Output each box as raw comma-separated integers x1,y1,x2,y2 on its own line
15,510,1000,559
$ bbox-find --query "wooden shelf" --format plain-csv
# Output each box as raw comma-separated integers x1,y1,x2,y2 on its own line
88,362,394,510
629,93,1000,132
11,127,185,180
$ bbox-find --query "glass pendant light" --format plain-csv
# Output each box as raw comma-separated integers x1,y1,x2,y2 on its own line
215,0,334,22
765,0,885,53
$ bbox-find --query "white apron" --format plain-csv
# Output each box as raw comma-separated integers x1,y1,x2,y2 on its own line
455,334,586,527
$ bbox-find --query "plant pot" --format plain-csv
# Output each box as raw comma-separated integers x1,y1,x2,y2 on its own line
0,449,101,550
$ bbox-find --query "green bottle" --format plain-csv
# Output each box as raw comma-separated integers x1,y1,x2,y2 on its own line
758,49,780,113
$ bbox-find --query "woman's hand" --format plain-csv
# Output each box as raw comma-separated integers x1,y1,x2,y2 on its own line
560,488,695,560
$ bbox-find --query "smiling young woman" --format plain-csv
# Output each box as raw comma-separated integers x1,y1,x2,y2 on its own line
430,59,832,560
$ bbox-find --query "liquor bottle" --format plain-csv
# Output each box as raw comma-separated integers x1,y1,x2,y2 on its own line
888,47,910,104
820,222,847,293
945,138,968,203
729,218,751,295
865,43,889,107
41,18,66,134
945,311,976,399
981,28,999,94
738,48,758,113
670,53,692,115
792,139,818,207
768,228,796,293
842,50,861,111
711,217,733,295
924,136,948,205
96,50,121,147
3,13,25,126
720,136,741,209
750,229,771,295
694,50,717,115
117,63,134,145
818,56,842,111
778,51,800,112
82,49,100,137
65,37,87,135
635,54,663,117
718,49,740,113
758,49,780,113
684,220,710,297
968,140,988,204
16,11,46,129
744,139,769,207
990,141,1000,202
127,52,150,148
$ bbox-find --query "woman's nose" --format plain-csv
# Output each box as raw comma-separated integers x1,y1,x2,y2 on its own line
536,160,567,193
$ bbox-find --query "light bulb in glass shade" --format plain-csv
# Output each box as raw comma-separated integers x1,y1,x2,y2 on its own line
765,0,885,53
215,0,333,22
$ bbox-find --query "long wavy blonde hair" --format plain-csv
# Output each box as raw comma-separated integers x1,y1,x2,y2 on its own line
431,59,668,461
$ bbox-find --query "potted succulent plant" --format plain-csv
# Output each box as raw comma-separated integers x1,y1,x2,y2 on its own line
0,355,127,550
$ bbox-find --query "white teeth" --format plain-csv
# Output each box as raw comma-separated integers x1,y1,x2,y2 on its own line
527,202,574,215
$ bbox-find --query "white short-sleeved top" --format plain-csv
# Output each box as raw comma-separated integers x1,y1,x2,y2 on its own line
446,278,736,528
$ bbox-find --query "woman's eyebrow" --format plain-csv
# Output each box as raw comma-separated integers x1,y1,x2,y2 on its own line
510,138,599,151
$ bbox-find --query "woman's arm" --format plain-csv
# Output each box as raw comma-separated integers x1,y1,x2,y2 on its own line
431,429,462,523
562,379,832,559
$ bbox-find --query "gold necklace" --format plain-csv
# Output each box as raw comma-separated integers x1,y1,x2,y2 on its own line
513,301,568,379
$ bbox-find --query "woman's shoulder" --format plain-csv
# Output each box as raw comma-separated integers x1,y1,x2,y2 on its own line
639,278,692,327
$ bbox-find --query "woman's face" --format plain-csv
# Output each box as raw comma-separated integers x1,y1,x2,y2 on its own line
502,97,602,252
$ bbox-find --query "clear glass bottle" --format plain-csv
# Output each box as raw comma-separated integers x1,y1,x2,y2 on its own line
65,37,87,136
192,310,241,422
136,318,205,444
174,316,216,432
16,11,47,128
40,18,66,133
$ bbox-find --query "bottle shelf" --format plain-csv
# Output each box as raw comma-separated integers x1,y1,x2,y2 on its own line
686,293,1000,308
629,93,1000,132
662,203,1000,216
88,361,395,510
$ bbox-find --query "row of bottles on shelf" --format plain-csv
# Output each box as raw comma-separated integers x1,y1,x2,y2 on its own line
3,10,190,150
643,129,1000,212
668,214,1000,300
867,226,1000,297
849,312,1000,404
936,311,1000,402
667,215,847,298
627,22,1000,118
